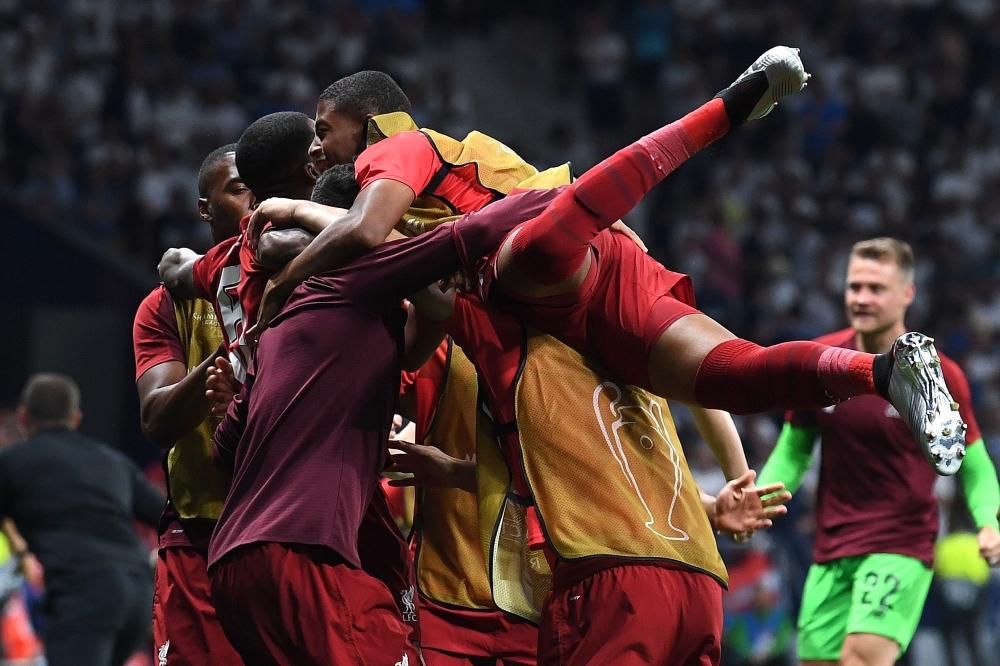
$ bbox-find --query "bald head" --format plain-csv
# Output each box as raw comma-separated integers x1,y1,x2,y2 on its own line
18,373,82,432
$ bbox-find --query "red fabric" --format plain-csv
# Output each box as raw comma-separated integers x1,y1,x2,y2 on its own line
419,596,537,665
538,563,722,666
505,106,711,286
355,130,496,214
209,542,418,666
693,338,876,415
400,339,450,441
358,484,419,643
191,236,240,304
208,198,555,571
153,546,243,666
133,287,184,381
190,236,247,376
236,214,272,331
788,328,981,566
489,230,696,390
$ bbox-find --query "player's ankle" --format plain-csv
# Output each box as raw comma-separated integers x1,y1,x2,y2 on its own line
872,352,893,397
713,71,768,128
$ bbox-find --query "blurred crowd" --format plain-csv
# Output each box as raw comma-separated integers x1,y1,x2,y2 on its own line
4,0,1000,663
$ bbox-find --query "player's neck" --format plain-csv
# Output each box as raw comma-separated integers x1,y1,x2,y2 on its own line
855,323,905,354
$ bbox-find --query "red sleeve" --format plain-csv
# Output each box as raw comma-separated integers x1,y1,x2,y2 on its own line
354,131,442,196
941,356,982,444
133,287,184,381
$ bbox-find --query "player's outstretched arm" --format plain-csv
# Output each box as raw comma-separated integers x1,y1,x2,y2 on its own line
705,470,791,536
137,347,224,448
157,247,201,299
246,182,412,343
690,406,750,481
757,422,818,496
386,441,476,494
956,439,1000,565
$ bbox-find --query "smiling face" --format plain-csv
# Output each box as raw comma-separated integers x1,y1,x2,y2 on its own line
844,255,914,337
314,99,367,166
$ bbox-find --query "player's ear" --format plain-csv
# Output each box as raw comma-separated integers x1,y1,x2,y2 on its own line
198,197,212,224
903,280,916,306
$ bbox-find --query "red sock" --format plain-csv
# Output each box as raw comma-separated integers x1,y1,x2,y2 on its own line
693,339,877,415
509,99,730,285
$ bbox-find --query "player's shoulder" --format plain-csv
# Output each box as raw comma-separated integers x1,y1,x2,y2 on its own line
134,285,173,323
813,327,855,347
137,285,170,312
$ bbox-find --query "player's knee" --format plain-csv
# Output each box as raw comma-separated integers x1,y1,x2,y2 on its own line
839,633,898,666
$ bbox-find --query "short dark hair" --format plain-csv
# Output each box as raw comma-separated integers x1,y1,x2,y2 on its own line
235,112,314,196
319,71,411,120
197,143,238,197
311,164,360,208
20,373,80,423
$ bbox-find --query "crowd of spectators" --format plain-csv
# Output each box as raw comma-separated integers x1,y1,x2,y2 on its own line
5,0,1000,663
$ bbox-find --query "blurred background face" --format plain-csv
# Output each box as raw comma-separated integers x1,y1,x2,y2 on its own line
314,100,365,166
844,256,914,336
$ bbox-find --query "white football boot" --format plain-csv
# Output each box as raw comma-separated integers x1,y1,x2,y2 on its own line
726,46,811,121
885,332,967,475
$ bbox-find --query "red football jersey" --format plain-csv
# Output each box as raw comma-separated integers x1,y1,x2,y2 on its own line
191,235,248,382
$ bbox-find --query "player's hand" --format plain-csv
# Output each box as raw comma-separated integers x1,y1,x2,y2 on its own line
247,198,301,250
244,273,296,348
713,471,790,538
386,441,475,491
978,525,1000,566
610,220,648,253
206,356,237,416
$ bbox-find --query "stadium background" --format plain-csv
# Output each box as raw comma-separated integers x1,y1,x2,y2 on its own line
2,0,999,663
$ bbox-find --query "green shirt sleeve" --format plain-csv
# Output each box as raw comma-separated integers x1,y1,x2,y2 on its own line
958,439,1000,531
758,422,818,496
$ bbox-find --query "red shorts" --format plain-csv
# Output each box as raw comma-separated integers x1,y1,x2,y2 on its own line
209,542,419,665
359,483,419,642
419,595,537,665
538,562,722,666
152,546,242,666
490,230,697,390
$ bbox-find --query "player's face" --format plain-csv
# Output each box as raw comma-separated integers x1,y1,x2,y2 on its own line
844,257,914,336
203,153,252,243
314,100,366,166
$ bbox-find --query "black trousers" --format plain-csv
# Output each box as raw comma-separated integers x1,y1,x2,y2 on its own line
42,568,152,666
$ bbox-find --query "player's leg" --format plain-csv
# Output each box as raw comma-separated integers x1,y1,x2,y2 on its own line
497,47,808,297
650,314,967,474
796,559,856,665
840,553,932,666
648,313,883,411
153,547,243,665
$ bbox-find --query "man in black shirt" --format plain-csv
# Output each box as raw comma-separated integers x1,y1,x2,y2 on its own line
0,374,163,666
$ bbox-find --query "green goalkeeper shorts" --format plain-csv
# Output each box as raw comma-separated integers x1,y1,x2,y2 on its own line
796,553,933,661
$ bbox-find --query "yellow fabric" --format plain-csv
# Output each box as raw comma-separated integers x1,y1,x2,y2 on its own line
169,299,230,521
476,407,552,623
416,344,495,609
366,112,568,234
935,532,990,585
514,333,728,585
